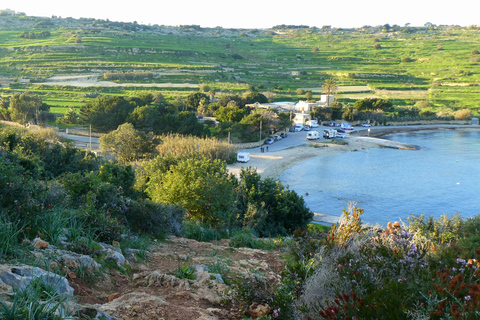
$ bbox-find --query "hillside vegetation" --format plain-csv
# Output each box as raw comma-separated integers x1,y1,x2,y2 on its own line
0,12,479,116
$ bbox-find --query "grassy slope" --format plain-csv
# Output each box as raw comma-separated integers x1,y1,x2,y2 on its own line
0,14,479,114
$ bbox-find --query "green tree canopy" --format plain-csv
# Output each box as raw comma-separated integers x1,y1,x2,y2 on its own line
214,106,248,123
99,123,160,162
236,168,313,236
354,98,392,112
80,96,138,131
243,91,268,105
185,92,209,111
126,105,160,131
145,156,237,227
218,94,244,108
9,91,42,125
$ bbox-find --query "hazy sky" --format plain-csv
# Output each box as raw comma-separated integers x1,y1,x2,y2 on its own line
2,0,479,29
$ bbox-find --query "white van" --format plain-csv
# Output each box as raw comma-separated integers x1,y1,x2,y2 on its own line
306,131,320,140
237,152,250,163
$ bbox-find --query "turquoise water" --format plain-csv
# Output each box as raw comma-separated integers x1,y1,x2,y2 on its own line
279,130,480,226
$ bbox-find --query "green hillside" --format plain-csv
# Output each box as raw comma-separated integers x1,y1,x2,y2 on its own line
0,12,479,114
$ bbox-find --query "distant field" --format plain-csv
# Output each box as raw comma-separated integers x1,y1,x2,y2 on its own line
1,14,479,115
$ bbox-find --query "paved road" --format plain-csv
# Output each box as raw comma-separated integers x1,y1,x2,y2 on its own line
246,124,478,153
62,134,99,144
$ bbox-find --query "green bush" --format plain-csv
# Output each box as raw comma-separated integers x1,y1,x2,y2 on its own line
125,199,184,237
182,220,224,242
236,168,313,237
230,230,277,250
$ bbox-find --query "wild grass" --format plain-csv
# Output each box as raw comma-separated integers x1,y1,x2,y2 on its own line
156,134,238,163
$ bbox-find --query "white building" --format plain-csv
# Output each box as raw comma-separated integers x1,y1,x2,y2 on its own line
320,94,335,105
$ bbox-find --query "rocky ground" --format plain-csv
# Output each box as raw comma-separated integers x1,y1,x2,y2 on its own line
68,237,285,320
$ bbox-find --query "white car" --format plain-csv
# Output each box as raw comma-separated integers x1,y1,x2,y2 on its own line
362,123,372,127
294,125,304,132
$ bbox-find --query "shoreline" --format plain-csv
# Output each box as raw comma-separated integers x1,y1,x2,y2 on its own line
226,125,480,224
227,125,480,180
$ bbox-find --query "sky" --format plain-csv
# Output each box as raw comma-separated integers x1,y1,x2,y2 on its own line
2,0,479,29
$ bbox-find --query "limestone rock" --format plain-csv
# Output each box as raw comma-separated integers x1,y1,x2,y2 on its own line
247,302,271,318
33,247,101,272
32,237,49,249
0,264,74,296
99,243,126,266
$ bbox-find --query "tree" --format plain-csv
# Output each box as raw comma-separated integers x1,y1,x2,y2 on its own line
354,98,392,112
296,88,305,95
236,168,312,236
218,94,244,108
145,156,237,227
9,92,42,125
59,107,79,124
185,92,209,111
80,96,137,131
214,106,247,123
99,123,160,162
305,91,313,100
199,83,211,93
126,105,160,131
322,79,337,107
155,111,209,137
243,91,268,105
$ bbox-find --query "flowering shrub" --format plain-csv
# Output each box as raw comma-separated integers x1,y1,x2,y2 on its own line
296,210,480,320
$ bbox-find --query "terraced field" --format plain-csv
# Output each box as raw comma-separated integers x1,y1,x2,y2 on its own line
1,13,479,115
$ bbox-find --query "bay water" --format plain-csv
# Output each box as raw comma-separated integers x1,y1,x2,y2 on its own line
279,130,480,226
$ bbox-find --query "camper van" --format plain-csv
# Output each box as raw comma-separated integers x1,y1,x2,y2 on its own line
306,131,320,140
341,122,354,130
236,152,250,163
306,119,319,128
323,129,337,139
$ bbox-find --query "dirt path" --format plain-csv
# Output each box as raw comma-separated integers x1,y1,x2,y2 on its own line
71,237,285,320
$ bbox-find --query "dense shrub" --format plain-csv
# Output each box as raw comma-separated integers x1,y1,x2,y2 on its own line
125,199,184,237
146,156,237,228
454,108,473,120
236,168,313,237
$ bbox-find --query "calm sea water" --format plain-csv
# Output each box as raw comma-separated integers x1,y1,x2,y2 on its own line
279,130,480,226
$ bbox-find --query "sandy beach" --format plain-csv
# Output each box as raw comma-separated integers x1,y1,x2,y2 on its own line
227,136,415,179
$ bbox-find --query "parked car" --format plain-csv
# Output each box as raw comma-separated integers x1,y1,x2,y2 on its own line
294,124,304,132
336,132,345,138
288,127,295,132
237,152,250,163
273,135,282,141
336,128,345,133
327,122,340,127
362,123,372,127
303,125,311,131
264,138,274,144
280,132,288,138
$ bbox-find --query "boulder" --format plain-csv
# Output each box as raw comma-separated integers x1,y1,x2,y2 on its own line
0,264,74,296
32,247,101,272
99,243,126,266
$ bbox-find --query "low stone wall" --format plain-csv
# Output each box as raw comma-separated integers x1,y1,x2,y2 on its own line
65,128,104,137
